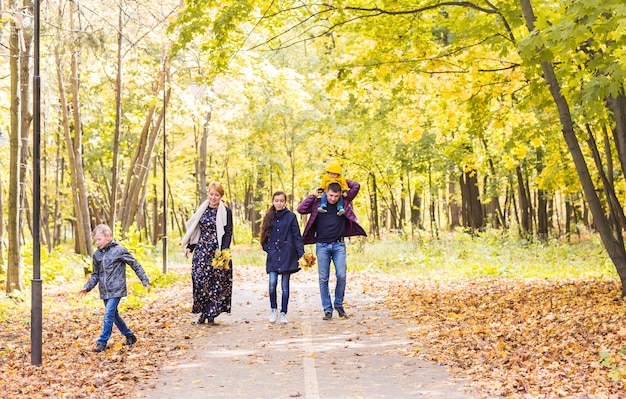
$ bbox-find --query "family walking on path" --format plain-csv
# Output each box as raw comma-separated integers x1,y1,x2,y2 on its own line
75,167,479,398
182,162,367,326
77,164,369,355
160,171,474,398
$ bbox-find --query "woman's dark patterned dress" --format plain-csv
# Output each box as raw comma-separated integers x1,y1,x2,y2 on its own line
191,206,232,318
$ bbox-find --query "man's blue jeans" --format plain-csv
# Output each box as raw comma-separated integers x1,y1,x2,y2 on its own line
316,242,347,313
98,297,133,346
269,272,291,313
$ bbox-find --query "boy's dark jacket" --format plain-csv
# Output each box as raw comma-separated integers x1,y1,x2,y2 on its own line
83,240,150,299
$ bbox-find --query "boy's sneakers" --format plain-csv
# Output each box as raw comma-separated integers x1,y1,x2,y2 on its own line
323,311,332,320
336,307,348,318
317,206,327,213
337,208,345,216
279,312,288,324
269,308,278,323
93,343,106,352
125,334,137,346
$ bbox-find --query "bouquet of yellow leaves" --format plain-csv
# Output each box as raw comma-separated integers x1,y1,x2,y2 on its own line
299,252,317,268
212,249,232,270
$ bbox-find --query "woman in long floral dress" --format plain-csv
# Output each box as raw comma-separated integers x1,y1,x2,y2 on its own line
182,182,233,324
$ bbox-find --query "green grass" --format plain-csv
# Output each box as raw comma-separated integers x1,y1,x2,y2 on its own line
231,243,266,268
228,230,616,281
345,230,616,281
1,229,617,298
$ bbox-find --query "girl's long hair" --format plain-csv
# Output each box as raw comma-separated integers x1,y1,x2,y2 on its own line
260,191,287,244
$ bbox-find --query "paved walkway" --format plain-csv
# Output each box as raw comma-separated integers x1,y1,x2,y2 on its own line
138,268,480,399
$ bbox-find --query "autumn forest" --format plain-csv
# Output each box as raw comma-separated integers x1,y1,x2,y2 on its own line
1,0,626,397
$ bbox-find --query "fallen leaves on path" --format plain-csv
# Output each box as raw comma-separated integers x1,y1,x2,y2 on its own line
358,273,626,397
2,266,625,398
0,265,198,398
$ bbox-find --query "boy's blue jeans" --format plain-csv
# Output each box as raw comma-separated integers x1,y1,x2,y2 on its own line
98,297,132,346
268,272,291,313
316,241,347,313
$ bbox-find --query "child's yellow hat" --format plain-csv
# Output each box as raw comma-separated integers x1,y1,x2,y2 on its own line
326,163,343,174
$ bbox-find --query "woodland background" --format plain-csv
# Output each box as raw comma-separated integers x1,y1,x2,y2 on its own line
1,0,626,396
0,0,624,294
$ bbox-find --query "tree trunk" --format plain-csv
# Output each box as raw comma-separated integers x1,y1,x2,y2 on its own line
520,0,626,296
70,22,93,257
110,0,125,228
52,0,93,257
607,91,626,180
585,124,626,236
0,161,5,275
53,155,64,247
427,164,437,236
603,125,614,189
411,191,422,230
565,200,576,238
54,41,91,259
448,178,461,228
19,1,33,252
537,189,549,240
388,201,397,230
368,172,379,238
7,2,22,293
119,86,171,233
460,170,483,232
0,0,8,269
152,157,158,245
245,174,262,238
516,166,532,237
167,179,183,238
199,109,211,202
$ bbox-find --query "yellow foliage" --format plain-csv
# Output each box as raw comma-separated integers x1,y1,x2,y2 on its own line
299,252,317,268
212,249,232,270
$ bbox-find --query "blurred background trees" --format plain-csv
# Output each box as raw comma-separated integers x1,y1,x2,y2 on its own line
1,0,625,292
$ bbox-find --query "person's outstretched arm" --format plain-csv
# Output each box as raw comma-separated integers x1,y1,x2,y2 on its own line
344,179,361,203
297,193,317,215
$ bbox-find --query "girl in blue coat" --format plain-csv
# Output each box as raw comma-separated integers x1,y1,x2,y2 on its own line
260,191,304,324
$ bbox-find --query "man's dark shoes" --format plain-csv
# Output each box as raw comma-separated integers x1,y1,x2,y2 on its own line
93,343,106,353
125,334,137,346
336,307,348,318
323,311,333,320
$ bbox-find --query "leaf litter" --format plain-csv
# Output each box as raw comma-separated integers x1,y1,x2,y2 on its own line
1,266,625,398
357,273,626,398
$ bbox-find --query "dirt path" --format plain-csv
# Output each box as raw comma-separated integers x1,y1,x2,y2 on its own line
137,266,481,399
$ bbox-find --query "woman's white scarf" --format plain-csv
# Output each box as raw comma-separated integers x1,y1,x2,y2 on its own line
182,200,228,249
